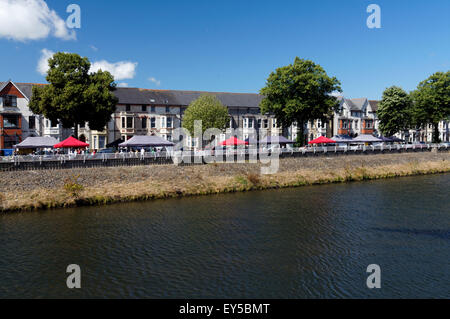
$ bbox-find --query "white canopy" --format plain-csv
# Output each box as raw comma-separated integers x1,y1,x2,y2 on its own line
119,135,174,148
14,136,58,149
352,135,383,143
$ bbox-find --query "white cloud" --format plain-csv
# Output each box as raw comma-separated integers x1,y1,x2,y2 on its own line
90,60,137,81
90,45,98,52
148,77,161,86
117,82,129,87
330,91,344,97
0,0,76,41
37,48,54,76
37,49,138,81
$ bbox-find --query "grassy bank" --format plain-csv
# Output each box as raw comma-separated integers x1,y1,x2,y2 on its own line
0,152,449,213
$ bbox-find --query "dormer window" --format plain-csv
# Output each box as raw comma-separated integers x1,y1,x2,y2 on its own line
4,95,17,107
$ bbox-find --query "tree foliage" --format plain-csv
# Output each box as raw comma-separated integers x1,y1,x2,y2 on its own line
182,94,229,136
29,52,118,136
260,57,342,145
410,71,450,142
377,86,412,137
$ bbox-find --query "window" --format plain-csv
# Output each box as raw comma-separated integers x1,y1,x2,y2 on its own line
99,136,106,149
244,118,254,129
166,134,172,142
3,115,19,128
126,117,133,128
142,105,147,112
272,119,277,128
264,119,269,129
228,117,233,129
126,104,131,112
122,116,133,129
29,116,36,130
165,106,170,113
151,106,156,113
161,117,166,128
257,119,262,129
4,95,17,107
150,117,156,128
167,117,173,128
142,118,147,129
50,120,58,128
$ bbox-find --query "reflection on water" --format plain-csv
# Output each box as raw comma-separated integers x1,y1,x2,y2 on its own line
0,174,449,298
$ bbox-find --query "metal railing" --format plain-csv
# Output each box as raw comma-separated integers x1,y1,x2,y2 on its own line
0,143,448,171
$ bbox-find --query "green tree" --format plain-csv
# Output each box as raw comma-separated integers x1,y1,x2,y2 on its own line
260,57,341,146
377,86,412,137
182,94,229,140
29,52,118,138
410,71,450,143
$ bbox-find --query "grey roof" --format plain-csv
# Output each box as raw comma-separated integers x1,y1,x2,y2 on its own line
0,81,38,100
345,98,367,111
114,88,264,108
14,136,58,149
6,82,264,108
118,135,174,148
368,100,379,112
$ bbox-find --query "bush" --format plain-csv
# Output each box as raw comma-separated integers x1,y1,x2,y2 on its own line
246,173,261,185
64,174,84,198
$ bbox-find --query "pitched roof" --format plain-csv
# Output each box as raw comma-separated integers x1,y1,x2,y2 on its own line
6,82,264,108
345,98,367,111
114,88,264,108
0,81,35,100
368,100,379,112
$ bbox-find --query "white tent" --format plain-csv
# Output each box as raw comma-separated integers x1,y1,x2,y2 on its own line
118,135,174,148
352,135,383,143
14,136,58,149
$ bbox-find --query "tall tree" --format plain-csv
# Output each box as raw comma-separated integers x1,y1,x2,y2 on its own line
29,52,118,138
260,57,341,146
377,86,412,137
182,94,229,142
410,71,450,143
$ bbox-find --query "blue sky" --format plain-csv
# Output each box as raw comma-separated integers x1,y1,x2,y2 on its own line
1,0,449,99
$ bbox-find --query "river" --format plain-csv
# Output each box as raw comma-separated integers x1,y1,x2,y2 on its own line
0,174,449,298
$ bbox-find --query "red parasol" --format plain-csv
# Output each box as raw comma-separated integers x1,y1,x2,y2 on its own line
308,136,337,145
54,136,90,148
220,137,248,146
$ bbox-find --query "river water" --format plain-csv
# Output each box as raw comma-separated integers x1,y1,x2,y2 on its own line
0,174,449,298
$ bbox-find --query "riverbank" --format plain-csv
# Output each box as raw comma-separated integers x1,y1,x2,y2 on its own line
1,152,449,213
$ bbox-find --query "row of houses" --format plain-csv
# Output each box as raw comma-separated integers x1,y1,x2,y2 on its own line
1,80,449,150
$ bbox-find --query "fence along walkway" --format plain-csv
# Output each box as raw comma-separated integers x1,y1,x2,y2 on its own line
0,144,448,172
